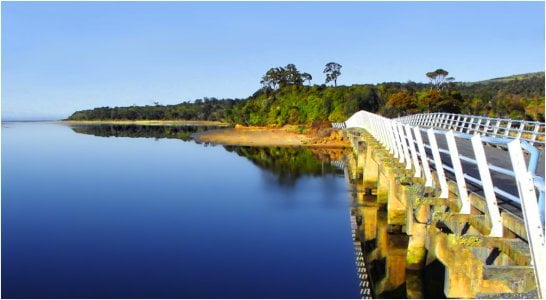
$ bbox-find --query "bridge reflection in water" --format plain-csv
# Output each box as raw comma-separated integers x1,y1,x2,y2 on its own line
339,153,445,298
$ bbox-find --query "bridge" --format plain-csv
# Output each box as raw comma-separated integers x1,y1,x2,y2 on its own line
333,111,545,298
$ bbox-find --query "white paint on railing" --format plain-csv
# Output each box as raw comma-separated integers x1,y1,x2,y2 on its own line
413,127,433,187
398,123,412,170
445,130,471,214
404,124,421,178
471,134,503,237
388,120,399,158
396,113,545,146
508,139,545,298
393,121,405,164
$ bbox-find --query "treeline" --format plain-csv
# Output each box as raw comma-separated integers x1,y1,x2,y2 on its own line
67,70,545,123
459,74,545,120
68,98,243,121
226,84,382,125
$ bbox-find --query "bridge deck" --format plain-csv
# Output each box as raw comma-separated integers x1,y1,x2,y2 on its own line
425,131,545,218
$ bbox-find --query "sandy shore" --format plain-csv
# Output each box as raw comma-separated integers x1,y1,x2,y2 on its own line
63,120,349,147
193,126,350,148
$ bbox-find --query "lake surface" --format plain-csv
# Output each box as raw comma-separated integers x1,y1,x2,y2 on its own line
2,122,360,298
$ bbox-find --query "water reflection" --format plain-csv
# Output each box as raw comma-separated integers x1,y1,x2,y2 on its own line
3,122,360,298
70,124,222,141
224,146,348,185
344,150,446,298
70,124,351,185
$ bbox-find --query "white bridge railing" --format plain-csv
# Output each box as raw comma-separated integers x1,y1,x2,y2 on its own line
396,113,545,146
338,110,545,298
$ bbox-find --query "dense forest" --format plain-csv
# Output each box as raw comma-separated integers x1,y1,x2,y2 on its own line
67,66,545,124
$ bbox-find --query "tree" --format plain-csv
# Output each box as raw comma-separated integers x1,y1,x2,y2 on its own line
301,72,312,85
260,64,310,90
426,68,450,90
324,62,342,86
261,67,284,90
384,91,419,116
418,89,463,113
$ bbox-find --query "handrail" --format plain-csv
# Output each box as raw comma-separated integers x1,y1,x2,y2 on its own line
332,122,347,129
336,110,545,298
396,113,546,146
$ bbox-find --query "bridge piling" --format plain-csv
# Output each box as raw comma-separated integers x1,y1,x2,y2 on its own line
338,111,545,298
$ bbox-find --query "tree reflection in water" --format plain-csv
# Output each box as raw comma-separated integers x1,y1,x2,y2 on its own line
223,146,348,185
70,124,222,141
70,124,349,185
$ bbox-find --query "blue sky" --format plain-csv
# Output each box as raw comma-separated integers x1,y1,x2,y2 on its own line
2,2,544,120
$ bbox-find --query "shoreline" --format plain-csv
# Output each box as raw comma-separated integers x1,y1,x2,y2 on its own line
62,120,231,126
62,120,350,148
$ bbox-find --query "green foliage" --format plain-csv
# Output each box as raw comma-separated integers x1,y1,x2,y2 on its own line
68,72,545,123
457,73,545,121
68,98,243,122
382,91,419,117
324,62,342,86
260,64,311,90
229,84,381,126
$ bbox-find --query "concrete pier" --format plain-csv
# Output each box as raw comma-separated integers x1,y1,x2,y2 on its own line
344,128,539,298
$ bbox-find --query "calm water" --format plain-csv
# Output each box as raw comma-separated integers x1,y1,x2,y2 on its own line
2,122,360,298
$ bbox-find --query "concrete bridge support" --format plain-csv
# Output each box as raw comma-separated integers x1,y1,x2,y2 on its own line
344,128,539,298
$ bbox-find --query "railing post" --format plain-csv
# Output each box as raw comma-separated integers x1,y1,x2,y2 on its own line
508,139,546,299
473,118,482,134
531,123,541,146
448,114,456,130
459,116,467,132
470,134,503,237
435,113,441,128
427,128,449,198
377,115,387,147
445,130,470,213
404,124,421,177
517,122,525,139
398,123,412,170
493,119,501,137
444,113,451,129
392,121,405,164
483,119,491,136
377,116,390,152
504,120,512,137
431,114,437,128
387,120,399,158
414,127,433,186
379,118,388,150
442,113,450,129
465,117,475,134
434,113,441,128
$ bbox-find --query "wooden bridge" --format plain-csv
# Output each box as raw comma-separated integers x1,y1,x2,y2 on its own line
334,111,545,298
